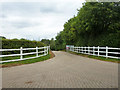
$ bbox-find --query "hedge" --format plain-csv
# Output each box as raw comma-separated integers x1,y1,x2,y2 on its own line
2,39,46,55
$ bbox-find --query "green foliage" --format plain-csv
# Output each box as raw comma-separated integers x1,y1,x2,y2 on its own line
55,2,120,50
2,39,45,49
40,38,56,50
50,38,56,50
20,38,27,40
41,39,50,45
0,36,6,39
2,39,45,55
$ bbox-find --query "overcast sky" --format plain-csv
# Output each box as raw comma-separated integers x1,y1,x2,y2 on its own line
0,0,85,40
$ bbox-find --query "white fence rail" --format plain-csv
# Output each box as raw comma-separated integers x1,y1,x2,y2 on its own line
0,46,50,63
68,46,120,59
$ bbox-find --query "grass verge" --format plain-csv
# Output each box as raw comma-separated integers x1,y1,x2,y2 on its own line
1,51,55,68
68,51,120,63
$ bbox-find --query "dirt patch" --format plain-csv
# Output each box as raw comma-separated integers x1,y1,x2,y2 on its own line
50,51,55,59
2,63,23,68
25,81,33,84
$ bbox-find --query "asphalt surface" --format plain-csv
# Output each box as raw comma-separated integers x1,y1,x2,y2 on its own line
2,51,118,88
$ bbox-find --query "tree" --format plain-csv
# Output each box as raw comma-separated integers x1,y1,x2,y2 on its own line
55,2,120,50
50,38,55,50
20,38,26,40
41,39,50,45
0,36,6,39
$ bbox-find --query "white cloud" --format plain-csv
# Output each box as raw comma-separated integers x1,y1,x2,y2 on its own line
0,0,85,40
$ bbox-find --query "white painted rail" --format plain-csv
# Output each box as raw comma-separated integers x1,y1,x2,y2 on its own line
67,46,120,59
0,46,50,63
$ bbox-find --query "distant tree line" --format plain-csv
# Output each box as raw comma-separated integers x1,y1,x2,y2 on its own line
55,2,120,50
41,38,56,50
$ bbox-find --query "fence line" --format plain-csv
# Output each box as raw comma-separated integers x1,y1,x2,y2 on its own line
68,46,120,59
0,46,50,63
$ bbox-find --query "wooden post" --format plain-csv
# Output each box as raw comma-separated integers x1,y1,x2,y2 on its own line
106,46,108,58
20,47,23,60
36,47,38,57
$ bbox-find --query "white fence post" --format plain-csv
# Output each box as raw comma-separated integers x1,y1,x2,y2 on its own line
1,46,51,63
77,47,79,53
47,46,48,55
73,46,75,52
82,47,83,53
44,46,46,55
79,47,80,53
70,47,71,51
98,46,99,56
93,46,95,55
20,47,23,60
36,47,38,57
74,47,76,52
83,47,84,53
106,46,108,58
76,47,77,52
88,46,89,54
85,47,86,54
72,46,74,52
75,47,76,52
49,45,50,51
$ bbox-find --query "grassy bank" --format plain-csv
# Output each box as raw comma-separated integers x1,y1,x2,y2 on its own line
68,51,120,63
1,51,55,68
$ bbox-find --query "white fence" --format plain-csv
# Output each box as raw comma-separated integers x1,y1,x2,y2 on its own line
68,46,120,59
0,46,50,63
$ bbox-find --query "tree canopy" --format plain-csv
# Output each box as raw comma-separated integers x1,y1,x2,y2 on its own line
55,2,120,50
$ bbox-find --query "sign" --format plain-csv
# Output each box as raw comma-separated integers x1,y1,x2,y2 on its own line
66,45,74,51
